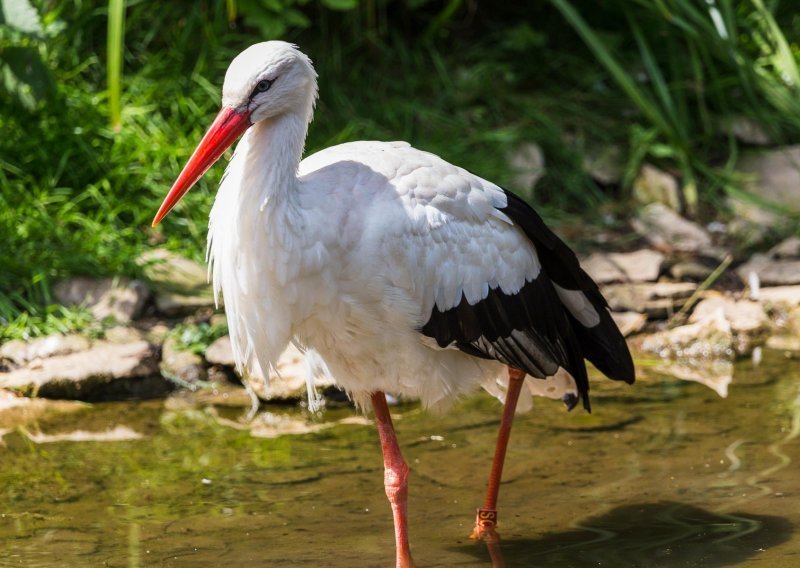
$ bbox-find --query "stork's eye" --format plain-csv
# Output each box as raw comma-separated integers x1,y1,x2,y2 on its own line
253,79,274,96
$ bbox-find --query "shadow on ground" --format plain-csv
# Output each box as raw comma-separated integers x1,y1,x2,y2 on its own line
456,501,793,567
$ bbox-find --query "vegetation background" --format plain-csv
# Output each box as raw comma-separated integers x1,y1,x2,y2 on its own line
1,0,799,339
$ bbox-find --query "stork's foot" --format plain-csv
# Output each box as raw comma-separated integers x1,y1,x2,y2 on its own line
470,508,505,567
470,507,499,542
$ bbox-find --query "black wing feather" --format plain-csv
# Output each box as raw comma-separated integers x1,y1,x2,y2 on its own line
419,186,634,412
502,190,635,384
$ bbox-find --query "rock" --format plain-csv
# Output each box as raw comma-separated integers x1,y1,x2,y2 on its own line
205,337,334,401
632,164,682,210
736,254,800,286
654,359,733,398
758,286,800,306
507,142,545,192
205,335,236,367
726,196,782,247
669,259,715,281
1,340,168,401
736,146,800,214
103,326,147,344
581,249,664,283
137,249,215,316
610,311,647,337
631,203,713,253
768,236,800,259
641,309,734,359
161,338,207,385
583,143,624,186
0,334,90,365
766,335,800,351
53,277,150,322
720,116,773,146
602,282,696,318
689,297,770,355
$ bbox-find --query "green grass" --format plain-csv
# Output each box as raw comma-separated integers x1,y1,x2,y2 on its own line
1,1,799,339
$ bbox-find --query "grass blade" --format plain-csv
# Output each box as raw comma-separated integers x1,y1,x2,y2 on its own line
107,0,125,131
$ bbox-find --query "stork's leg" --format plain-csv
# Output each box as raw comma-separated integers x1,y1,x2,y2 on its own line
371,391,416,568
471,367,526,545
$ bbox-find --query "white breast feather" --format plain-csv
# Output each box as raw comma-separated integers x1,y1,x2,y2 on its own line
210,138,569,411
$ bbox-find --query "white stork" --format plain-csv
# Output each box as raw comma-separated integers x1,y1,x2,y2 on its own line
153,41,634,568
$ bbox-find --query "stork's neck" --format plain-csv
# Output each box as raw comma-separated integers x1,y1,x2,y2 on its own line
241,110,308,204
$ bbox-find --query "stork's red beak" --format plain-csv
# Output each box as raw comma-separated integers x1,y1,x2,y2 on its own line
152,106,252,226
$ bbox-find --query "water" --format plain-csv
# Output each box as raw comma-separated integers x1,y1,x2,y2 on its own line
1,350,798,567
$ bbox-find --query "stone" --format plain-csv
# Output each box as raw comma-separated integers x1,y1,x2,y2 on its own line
0,334,90,365
581,249,664,283
632,164,682,210
766,335,800,351
726,196,782,247
758,286,800,306
720,116,773,146
736,254,800,286
0,340,167,401
736,145,800,214
53,277,150,322
507,142,545,192
689,297,770,355
654,359,733,398
631,203,713,253
768,236,800,259
641,309,734,359
583,143,624,186
601,282,696,318
204,337,335,401
160,338,207,385
137,249,215,316
103,326,147,344
610,311,647,337
669,260,715,281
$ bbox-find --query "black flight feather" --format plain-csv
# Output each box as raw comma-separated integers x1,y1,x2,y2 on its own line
419,186,635,412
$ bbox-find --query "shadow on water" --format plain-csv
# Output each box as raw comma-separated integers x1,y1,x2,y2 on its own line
459,502,792,568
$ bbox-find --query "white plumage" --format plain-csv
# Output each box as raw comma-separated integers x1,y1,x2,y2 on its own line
153,41,634,567
210,134,572,410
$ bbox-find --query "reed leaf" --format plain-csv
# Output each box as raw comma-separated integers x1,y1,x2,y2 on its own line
107,0,125,131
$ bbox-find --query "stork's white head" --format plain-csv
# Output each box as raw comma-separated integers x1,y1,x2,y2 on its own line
222,41,318,124
152,42,317,226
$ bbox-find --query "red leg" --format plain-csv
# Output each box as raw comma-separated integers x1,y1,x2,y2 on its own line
471,367,526,545
371,391,416,568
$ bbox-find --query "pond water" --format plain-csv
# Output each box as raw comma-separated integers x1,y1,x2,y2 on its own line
1,350,798,567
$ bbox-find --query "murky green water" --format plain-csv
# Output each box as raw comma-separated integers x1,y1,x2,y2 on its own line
1,350,799,567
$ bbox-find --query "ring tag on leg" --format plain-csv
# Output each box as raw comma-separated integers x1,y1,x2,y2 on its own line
476,508,498,528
